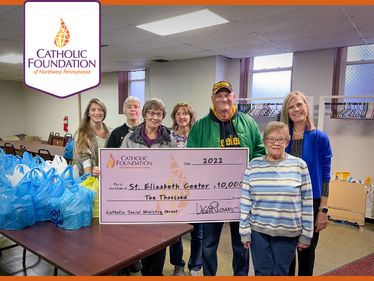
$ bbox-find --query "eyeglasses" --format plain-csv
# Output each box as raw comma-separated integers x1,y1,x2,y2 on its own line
147,110,163,118
266,137,288,144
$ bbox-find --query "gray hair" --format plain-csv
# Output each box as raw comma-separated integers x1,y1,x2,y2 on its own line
123,96,141,110
263,121,290,140
142,98,166,119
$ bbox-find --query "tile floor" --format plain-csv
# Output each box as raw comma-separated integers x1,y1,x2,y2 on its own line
1,221,374,276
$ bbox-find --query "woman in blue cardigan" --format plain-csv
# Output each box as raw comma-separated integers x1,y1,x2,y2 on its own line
280,91,333,276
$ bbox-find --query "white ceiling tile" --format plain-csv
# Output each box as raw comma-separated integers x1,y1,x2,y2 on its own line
350,14,374,29
342,6,374,17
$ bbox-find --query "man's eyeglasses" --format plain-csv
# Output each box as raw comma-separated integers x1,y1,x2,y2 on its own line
266,137,288,144
147,110,163,118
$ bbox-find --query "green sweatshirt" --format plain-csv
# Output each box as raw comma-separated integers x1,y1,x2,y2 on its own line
187,110,266,161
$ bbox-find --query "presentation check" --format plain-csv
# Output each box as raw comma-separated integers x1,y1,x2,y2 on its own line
100,148,248,224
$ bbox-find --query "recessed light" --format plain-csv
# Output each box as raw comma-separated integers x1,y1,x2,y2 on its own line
0,53,23,64
136,9,229,36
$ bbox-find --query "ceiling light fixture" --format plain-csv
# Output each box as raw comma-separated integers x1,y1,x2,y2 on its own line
136,9,229,36
0,53,23,64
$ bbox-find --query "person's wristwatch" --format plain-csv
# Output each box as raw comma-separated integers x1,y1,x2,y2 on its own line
318,207,328,213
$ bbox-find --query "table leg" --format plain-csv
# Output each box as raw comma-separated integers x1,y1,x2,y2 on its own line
22,248,27,269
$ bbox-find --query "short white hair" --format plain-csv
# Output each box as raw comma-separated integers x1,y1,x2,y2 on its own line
123,96,141,110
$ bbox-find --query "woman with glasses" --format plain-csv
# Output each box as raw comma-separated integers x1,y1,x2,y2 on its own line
280,91,332,276
240,121,313,276
121,98,177,276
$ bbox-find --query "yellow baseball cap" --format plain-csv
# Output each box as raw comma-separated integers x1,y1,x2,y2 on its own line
212,80,233,95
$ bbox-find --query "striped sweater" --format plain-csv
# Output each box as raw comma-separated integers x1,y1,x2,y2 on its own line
239,154,314,245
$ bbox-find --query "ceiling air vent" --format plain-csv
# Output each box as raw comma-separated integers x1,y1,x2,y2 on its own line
152,59,169,63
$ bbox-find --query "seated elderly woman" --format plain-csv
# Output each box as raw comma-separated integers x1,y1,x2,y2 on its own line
121,98,177,276
239,121,314,276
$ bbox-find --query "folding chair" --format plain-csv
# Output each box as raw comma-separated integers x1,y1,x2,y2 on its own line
63,133,73,146
3,142,16,155
51,136,65,146
38,149,53,161
47,132,54,145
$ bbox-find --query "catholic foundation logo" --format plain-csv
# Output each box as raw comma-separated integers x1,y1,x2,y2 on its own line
106,153,116,169
54,18,70,48
24,1,100,98
110,154,153,169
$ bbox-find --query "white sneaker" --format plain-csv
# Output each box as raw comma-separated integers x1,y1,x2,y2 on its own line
190,268,203,276
173,266,185,276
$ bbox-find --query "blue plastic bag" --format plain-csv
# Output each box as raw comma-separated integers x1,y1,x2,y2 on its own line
64,139,74,161
21,151,46,169
49,182,95,230
33,173,64,222
0,180,35,230
16,168,49,198
0,154,22,176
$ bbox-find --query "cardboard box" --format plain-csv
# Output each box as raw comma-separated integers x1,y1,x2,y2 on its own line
328,180,367,225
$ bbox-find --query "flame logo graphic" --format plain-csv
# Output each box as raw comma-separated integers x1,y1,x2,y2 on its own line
54,18,70,48
106,153,116,169
156,155,190,216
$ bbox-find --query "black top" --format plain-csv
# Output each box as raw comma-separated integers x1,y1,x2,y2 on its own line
106,123,130,148
209,109,240,148
290,139,303,158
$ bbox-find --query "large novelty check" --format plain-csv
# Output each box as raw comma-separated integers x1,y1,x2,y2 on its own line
100,148,248,224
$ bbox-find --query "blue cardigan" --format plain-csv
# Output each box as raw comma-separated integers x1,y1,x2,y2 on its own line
286,129,332,199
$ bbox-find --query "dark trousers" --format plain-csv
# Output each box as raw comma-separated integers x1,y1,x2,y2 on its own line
141,248,166,276
169,223,203,270
289,199,320,276
202,221,249,276
169,239,185,267
251,230,298,276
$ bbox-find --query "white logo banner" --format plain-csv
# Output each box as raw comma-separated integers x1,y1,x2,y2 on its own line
24,1,100,98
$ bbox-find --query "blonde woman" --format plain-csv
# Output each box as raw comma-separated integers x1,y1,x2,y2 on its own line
73,98,111,176
280,91,332,276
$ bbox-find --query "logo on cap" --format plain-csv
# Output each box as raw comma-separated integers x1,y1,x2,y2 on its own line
212,81,233,95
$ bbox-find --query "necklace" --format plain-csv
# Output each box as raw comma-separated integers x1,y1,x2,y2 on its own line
293,130,304,135
293,127,305,135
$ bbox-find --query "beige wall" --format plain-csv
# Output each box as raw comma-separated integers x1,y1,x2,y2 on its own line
0,80,25,139
148,56,217,127
23,88,79,140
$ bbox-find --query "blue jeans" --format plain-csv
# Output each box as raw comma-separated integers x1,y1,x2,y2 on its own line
169,223,203,270
251,230,298,276
202,222,249,276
